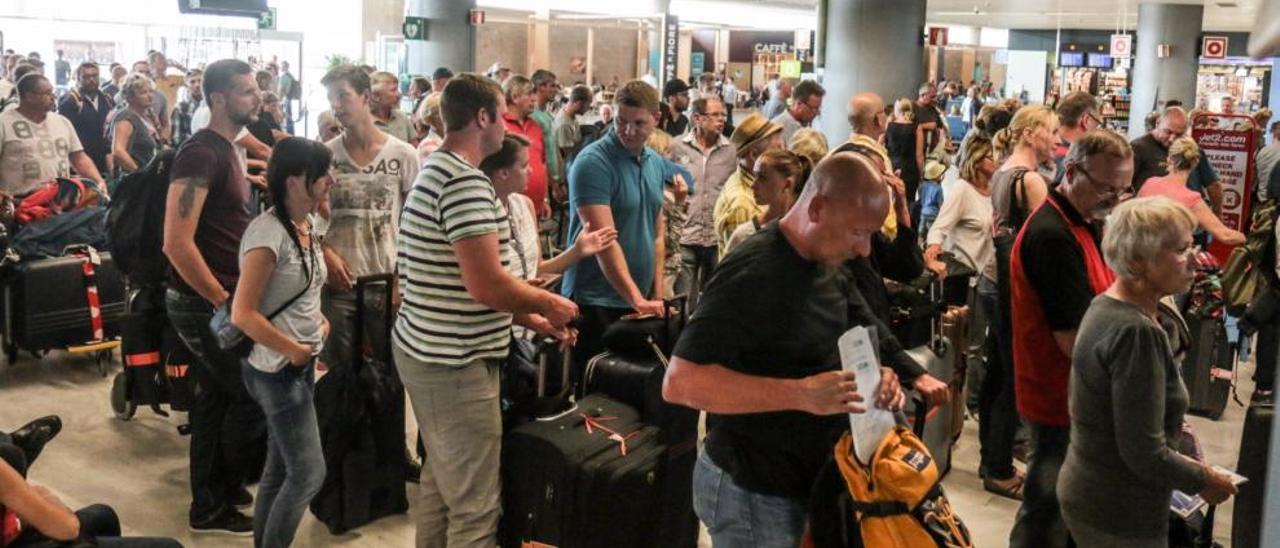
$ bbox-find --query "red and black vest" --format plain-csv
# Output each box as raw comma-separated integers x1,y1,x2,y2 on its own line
1010,193,1115,427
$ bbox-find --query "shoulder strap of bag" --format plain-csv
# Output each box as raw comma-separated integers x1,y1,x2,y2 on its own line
846,499,911,517
256,231,316,323
1009,167,1031,227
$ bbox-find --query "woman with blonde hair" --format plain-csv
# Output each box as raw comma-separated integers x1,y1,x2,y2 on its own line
108,72,159,176
1138,137,1245,246
724,148,813,253
927,134,1024,498
981,105,1059,502
991,105,1060,233
1060,197,1237,546
885,97,923,200
787,127,828,168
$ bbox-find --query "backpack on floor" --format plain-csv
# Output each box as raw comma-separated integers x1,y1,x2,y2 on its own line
810,429,973,548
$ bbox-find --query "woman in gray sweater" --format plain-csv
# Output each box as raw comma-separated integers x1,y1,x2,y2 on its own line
1059,196,1237,546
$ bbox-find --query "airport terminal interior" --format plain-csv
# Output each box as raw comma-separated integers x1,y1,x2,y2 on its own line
2,0,1280,546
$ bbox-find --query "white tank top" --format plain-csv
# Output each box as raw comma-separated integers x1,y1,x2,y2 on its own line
505,193,540,281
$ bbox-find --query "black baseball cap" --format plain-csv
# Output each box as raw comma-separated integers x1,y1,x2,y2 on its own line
663,78,690,98
432,67,454,80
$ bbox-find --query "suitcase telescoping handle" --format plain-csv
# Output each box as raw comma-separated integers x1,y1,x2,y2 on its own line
353,273,395,371
928,277,946,356
534,336,572,402
909,396,937,439
660,293,690,358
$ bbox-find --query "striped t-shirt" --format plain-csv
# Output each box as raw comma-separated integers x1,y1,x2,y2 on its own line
394,149,513,366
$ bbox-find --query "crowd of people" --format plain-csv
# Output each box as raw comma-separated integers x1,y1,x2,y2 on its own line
0,42,1272,548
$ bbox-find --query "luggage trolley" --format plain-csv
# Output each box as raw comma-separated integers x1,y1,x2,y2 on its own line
1,244,124,375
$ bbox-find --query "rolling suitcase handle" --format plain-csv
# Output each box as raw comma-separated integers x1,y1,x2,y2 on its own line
909,396,940,439
353,273,395,372
927,278,947,357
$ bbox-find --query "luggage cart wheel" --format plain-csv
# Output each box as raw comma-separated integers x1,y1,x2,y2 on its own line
110,372,136,421
95,350,112,377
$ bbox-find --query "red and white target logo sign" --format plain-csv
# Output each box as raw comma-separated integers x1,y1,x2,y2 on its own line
1110,34,1131,59
1203,36,1228,59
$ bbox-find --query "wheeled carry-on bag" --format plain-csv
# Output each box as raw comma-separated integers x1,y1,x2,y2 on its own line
1231,400,1272,548
311,274,409,534
500,394,667,548
1182,315,1234,420
2,245,125,362
902,280,966,478
582,297,699,547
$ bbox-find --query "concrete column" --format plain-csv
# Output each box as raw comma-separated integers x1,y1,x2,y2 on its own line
646,0,671,77
404,0,475,78
1128,2,1204,138
530,9,552,75
817,0,926,146
587,27,596,86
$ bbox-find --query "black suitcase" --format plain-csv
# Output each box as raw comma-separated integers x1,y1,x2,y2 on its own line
311,274,409,534
586,296,693,437
500,394,665,548
1182,315,1234,419
583,352,699,547
584,297,699,547
1231,401,1272,548
2,247,125,361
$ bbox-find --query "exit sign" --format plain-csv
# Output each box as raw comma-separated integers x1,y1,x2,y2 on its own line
403,16,427,41
256,7,276,31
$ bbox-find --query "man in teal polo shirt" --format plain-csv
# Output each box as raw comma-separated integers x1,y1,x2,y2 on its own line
563,79,668,385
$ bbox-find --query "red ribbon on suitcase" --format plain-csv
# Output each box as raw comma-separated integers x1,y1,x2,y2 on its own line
580,414,641,456
78,257,104,342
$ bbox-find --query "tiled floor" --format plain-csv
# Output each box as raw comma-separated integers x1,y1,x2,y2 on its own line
0,347,1253,547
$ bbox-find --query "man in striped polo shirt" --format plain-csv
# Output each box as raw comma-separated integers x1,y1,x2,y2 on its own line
394,73,578,547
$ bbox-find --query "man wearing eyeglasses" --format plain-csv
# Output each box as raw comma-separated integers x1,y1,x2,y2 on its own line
770,79,825,145
1052,91,1101,184
668,97,737,305
1008,130,1134,548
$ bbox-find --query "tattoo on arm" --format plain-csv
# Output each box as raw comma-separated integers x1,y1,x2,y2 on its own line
175,176,209,219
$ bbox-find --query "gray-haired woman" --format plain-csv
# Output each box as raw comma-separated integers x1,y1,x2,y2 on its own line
1059,196,1237,547
108,72,159,176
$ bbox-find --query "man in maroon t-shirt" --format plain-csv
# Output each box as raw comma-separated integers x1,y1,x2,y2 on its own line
162,58,264,536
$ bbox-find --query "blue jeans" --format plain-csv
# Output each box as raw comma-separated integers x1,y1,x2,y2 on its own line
692,451,806,548
241,360,326,548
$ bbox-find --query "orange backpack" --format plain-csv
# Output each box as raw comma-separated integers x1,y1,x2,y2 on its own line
829,427,972,547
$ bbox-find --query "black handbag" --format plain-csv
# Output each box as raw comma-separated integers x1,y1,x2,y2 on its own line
939,250,978,307
1240,285,1280,335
